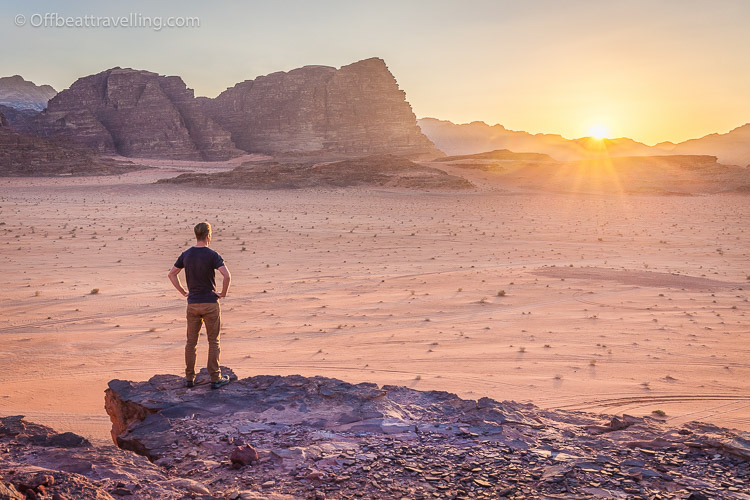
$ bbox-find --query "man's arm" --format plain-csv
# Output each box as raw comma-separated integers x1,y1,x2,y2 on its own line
216,265,231,298
168,266,188,297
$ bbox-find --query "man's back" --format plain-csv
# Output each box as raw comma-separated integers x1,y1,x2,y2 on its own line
175,246,224,304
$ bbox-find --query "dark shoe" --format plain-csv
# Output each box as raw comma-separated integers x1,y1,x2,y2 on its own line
211,375,230,390
186,379,195,388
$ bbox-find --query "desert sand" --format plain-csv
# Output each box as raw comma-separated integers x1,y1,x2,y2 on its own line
1,164,748,446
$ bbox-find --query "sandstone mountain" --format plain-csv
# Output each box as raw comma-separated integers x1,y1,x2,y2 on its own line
201,58,439,158
0,110,145,176
0,75,56,111
29,68,242,160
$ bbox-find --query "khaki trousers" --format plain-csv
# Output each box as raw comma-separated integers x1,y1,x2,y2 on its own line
185,302,221,383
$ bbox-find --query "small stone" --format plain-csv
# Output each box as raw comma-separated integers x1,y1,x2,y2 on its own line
28,474,54,489
161,478,210,495
261,480,276,488
231,444,259,467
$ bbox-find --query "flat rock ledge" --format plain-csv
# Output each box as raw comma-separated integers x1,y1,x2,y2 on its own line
2,369,748,499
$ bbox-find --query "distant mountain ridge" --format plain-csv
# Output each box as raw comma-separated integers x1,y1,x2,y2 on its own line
667,123,750,167
0,75,56,111
418,118,750,166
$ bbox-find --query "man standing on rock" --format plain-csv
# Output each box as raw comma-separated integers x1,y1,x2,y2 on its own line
168,222,231,389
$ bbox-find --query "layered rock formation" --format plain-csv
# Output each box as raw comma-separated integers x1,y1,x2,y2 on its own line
0,75,56,111
202,58,440,158
158,154,472,190
1,370,748,498
30,68,242,160
0,110,145,176
102,368,750,499
0,415,216,499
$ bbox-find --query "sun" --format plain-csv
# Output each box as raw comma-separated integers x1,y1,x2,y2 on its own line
588,124,609,140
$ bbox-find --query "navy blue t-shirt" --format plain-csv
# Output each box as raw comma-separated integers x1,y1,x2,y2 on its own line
174,246,225,304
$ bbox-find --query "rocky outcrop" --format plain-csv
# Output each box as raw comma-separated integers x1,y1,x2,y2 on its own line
157,154,472,190
99,368,750,499
202,58,440,158
0,370,748,499
30,68,242,160
434,149,556,163
0,75,56,111
0,415,216,499
0,110,145,176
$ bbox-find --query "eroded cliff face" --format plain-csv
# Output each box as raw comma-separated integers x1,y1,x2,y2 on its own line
19,59,438,162
0,110,146,176
30,68,242,160
202,58,440,158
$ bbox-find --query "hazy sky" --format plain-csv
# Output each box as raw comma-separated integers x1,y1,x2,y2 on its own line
2,0,749,144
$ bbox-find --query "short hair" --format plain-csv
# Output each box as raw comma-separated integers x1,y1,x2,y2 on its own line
194,222,211,241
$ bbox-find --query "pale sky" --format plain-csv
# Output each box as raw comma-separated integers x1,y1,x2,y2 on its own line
2,0,749,144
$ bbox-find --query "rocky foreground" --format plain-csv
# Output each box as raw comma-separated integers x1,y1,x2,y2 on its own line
1,369,748,499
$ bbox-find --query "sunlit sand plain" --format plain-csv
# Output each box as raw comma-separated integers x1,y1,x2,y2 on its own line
1,164,748,445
